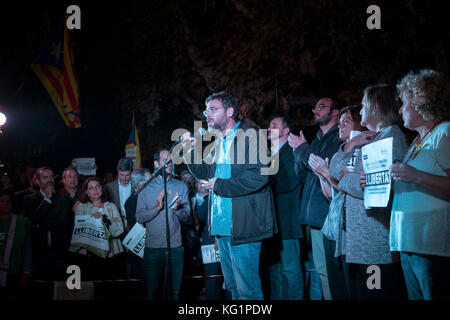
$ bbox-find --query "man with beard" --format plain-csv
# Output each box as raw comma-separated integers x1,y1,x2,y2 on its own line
23,167,72,283
288,98,341,300
58,167,82,211
181,92,275,300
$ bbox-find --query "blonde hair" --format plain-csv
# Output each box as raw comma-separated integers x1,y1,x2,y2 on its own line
396,69,450,122
363,84,400,127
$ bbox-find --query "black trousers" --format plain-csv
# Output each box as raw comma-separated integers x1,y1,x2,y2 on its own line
323,237,350,300
342,259,407,300
74,252,128,281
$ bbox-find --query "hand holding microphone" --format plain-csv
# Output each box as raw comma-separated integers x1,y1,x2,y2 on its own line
180,127,206,152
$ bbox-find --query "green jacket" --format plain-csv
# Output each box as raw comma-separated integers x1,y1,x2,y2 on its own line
0,215,32,276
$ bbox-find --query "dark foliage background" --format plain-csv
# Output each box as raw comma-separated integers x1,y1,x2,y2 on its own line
0,0,448,177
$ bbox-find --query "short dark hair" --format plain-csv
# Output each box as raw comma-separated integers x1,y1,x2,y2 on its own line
180,170,191,177
316,97,341,111
205,91,240,121
62,166,78,179
339,105,366,131
153,148,169,163
82,176,107,203
117,158,134,172
131,169,147,190
269,114,294,132
36,166,53,180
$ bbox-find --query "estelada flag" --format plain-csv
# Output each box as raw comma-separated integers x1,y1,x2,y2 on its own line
125,113,142,169
31,24,81,128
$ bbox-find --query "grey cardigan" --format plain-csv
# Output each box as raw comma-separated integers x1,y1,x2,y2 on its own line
136,176,191,248
334,125,407,264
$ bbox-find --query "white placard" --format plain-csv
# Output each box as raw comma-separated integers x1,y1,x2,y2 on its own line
122,223,146,258
71,158,96,176
201,244,220,264
125,146,137,158
70,215,110,257
361,137,393,208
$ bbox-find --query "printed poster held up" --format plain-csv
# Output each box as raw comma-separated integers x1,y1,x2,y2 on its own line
70,215,110,258
122,223,146,258
361,137,393,209
71,158,96,176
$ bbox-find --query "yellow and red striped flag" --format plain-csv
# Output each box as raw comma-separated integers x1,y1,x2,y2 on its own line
32,24,81,128
125,113,142,169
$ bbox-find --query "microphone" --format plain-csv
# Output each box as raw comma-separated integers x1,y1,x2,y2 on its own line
175,127,206,144
191,127,207,138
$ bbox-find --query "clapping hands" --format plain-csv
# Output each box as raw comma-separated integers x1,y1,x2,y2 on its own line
288,131,307,150
308,154,330,180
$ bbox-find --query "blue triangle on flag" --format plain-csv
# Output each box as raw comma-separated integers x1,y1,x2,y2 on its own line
33,25,65,68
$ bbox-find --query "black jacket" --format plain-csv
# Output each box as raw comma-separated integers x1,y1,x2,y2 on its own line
186,122,276,245
270,142,304,239
124,193,138,229
23,191,73,279
293,124,341,228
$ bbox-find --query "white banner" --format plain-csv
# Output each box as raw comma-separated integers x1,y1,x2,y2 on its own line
71,158,96,176
125,146,137,158
122,223,146,258
201,244,220,264
70,215,110,254
361,137,393,208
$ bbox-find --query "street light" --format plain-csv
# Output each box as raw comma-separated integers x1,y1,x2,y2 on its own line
0,112,6,135
0,112,6,126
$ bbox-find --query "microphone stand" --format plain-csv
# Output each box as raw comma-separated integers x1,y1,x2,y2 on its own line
162,155,172,300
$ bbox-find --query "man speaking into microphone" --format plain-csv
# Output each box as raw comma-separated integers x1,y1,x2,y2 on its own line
180,91,276,300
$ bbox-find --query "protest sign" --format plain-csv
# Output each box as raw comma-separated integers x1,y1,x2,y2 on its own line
122,223,146,258
70,215,110,258
201,244,220,264
71,158,96,176
361,137,393,208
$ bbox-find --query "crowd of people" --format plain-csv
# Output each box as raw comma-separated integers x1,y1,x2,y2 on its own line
0,69,449,300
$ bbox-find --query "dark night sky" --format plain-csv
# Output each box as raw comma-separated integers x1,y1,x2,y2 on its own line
1,2,122,175
0,0,448,179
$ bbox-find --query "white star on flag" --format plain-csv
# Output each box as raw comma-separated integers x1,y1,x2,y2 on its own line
51,42,62,61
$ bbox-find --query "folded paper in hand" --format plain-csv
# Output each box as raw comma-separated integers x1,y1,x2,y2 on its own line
168,194,180,209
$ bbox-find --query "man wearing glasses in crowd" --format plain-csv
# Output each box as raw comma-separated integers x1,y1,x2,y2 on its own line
288,98,341,300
